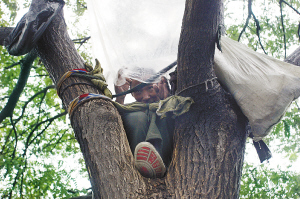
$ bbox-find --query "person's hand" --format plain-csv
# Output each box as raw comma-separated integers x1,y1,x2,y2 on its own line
155,76,170,100
114,77,132,104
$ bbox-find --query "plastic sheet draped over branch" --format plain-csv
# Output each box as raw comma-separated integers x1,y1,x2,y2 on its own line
215,37,300,140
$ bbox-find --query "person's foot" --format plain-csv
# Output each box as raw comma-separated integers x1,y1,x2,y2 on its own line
134,142,166,178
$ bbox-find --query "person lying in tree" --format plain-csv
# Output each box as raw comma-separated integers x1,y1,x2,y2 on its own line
114,68,174,178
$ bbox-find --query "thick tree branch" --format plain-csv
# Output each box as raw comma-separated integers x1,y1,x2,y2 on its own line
0,50,37,124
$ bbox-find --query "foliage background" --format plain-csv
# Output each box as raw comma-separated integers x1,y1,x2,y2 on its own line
0,0,299,198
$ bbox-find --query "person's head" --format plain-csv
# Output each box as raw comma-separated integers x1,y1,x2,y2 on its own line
131,80,160,103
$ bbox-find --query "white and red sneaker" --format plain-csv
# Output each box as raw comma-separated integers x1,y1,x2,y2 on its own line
134,142,166,178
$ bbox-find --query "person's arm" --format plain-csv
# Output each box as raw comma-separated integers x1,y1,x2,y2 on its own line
156,76,171,100
114,77,131,104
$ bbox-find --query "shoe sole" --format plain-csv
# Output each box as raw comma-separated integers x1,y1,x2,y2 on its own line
134,142,166,178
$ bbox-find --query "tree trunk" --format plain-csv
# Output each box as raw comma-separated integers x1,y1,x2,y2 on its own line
3,0,283,198
166,0,248,198
35,10,149,199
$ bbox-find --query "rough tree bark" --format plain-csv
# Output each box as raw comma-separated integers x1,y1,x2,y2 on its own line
285,46,300,66
1,1,247,198
166,1,248,198
34,10,147,199
1,0,300,198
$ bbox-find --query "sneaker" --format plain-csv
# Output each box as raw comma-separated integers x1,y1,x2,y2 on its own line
134,142,166,178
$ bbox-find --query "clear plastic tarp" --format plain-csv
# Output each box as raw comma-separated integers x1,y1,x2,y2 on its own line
87,1,300,139
86,0,185,88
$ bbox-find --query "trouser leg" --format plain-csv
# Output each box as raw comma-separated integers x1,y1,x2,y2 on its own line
146,111,174,166
122,111,148,154
122,111,174,166
156,114,174,166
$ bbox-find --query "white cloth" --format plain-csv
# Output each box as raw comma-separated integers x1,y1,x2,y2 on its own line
215,37,300,140
86,0,185,87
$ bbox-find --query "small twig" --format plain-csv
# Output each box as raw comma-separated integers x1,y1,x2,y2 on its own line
25,112,67,149
0,96,9,101
28,121,52,147
10,116,18,159
42,129,67,151
43,130,69,154
238,0,252,41
73,36,91,43
279,0,287,58
4,61,20,70
295,101,300,110
19,159,27,198
238,0,266,54
73,36,91,50
252,13,267,54
78,2,87,9
298,22,300,42
36,89,47,125
0,129,13,162
14,85,55,124
32,74,49,77
280,0,300,15
9,158,27,199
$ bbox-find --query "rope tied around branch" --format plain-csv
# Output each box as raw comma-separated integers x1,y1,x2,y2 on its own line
68,93,112,119
56,59,112,98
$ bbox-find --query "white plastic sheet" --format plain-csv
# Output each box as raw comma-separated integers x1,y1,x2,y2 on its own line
215,37,300,140
86,0,185,88
87,1,300,139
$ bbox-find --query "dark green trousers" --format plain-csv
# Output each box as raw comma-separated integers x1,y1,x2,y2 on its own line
121,110,174,166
